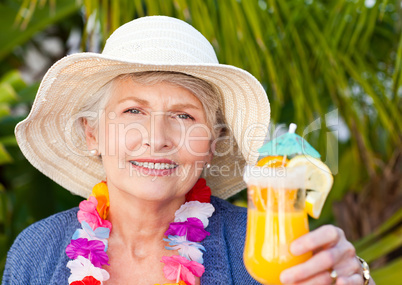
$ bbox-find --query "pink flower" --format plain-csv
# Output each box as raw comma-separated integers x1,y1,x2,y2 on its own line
165,218,210,242
78,196,112,231
66,238,109,267
161,255,204,285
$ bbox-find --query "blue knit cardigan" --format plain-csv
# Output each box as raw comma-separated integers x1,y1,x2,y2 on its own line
2,196,261,284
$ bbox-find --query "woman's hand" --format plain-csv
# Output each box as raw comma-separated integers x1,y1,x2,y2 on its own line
280,225,372,285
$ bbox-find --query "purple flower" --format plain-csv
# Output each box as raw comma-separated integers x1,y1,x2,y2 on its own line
165,217,210,242
66,238,109,267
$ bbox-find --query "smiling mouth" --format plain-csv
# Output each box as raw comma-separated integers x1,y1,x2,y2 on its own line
130,161,178,170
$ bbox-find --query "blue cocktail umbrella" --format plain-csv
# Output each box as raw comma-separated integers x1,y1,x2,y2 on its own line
258,123,321,158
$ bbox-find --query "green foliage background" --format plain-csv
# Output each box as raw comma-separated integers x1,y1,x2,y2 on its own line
0,0,401,283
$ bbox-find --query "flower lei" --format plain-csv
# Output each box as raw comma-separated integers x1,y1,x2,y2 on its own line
66,178,215,285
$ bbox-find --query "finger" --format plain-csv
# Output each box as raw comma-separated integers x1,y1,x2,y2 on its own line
280,245,345,283
291,225,344,256
333,253,361,277
336,273,363,285
289,270,333,285
289,271,363,285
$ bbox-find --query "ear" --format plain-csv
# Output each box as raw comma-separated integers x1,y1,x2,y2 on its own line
82,118,98,151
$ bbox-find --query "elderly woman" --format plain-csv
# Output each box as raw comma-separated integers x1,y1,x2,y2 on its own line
3,16,373,285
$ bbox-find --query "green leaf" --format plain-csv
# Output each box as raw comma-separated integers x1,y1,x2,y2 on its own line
0,0,79,61
357,225,402,263
392,34,402,103
0,143,12,164
371,258,402,285
0,233,8,265
0,136,18,147
17,82,40,103
0,70,26,92
354,208,402,251
0,83,18,104
0,104,10,119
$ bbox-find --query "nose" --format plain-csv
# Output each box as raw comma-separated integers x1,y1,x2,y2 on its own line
144,111,174,153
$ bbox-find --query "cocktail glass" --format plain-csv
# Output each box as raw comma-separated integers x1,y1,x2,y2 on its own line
243,165,312,285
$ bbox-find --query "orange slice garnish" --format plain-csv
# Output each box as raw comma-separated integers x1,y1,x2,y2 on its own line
250,156,291,211
256,155,288,168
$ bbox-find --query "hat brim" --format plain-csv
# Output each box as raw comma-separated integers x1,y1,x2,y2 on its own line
15,52,270,199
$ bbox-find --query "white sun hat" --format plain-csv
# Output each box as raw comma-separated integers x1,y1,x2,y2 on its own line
15,15,270,199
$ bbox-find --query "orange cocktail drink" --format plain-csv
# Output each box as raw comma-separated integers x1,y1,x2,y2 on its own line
243,166,312,285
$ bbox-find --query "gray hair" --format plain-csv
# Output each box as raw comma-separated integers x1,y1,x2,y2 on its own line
76,71,226,145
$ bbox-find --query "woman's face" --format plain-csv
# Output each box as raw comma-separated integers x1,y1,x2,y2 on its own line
87,78,213,202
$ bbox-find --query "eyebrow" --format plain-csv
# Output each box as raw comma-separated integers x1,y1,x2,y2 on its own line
117,97,201,111
170,103,201,110
117,96,150,106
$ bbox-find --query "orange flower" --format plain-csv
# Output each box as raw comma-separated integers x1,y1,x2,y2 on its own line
90,181,110,220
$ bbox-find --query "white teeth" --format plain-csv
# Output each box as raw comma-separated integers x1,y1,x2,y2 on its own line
131,161,177,170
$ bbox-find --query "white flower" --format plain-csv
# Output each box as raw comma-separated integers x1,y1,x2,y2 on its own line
164,235,205,264
174,201,215,228
67,256,110,284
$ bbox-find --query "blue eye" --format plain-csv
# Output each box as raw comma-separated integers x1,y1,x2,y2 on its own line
124,108,141,114
177,113,195,120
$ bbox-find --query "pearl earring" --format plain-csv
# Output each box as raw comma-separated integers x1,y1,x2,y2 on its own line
90,149,99,156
